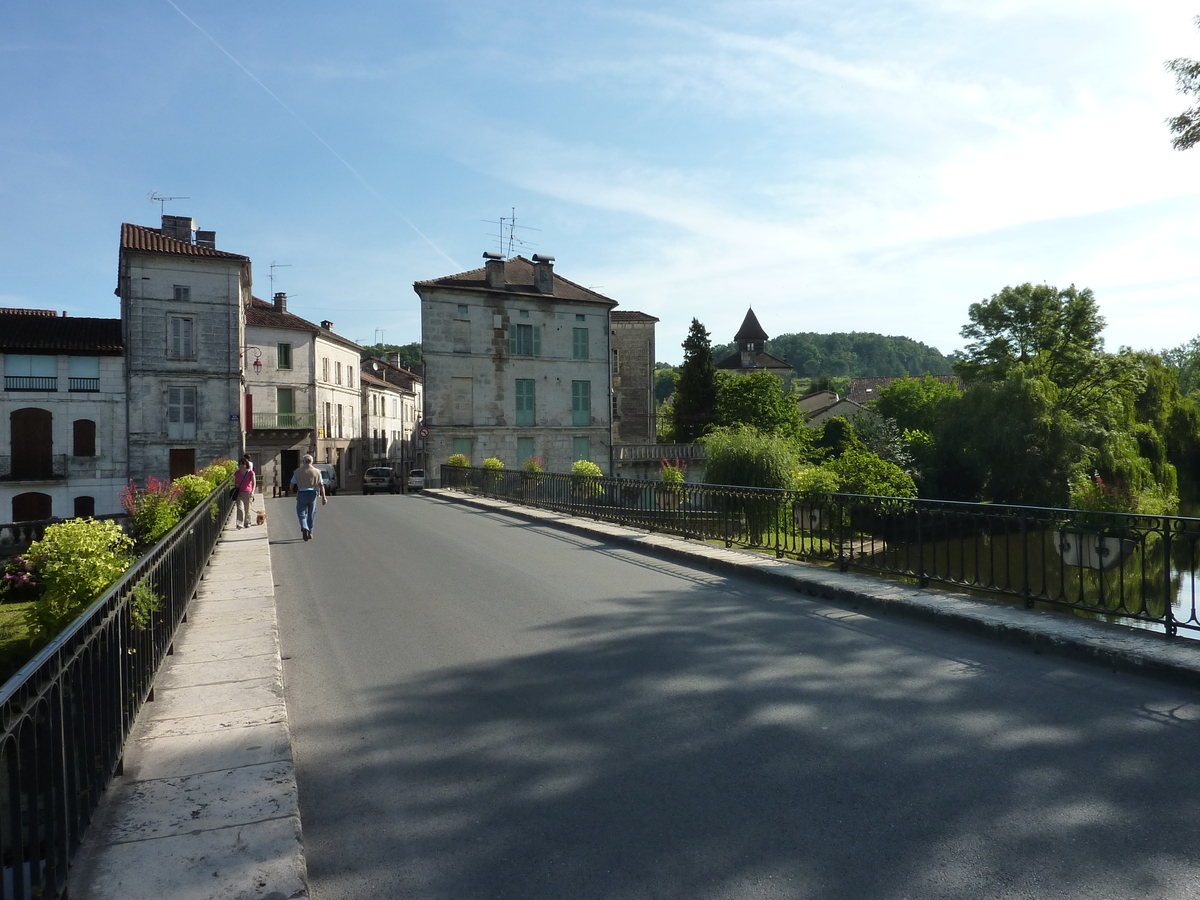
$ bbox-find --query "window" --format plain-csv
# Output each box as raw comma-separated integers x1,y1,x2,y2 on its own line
519,310,529,318
509,323,541,357
348,365,354,384
572,381,591,427
337,404,344,439
167,386,197,440
174,285,190,303
573,437,590,462
4,354,56,391
277,343,292,369
517,437,535,467
573,328,589,360
68,356,100,391
515,379,535,427
169,316,195,358
457,304,469,315
72,419,96,457
335,361,343,385
612,348,620,376
322,358,330,382
324,402,332,438
575,314,586,322
453,438,473,461
276,388,295,427
73,496,95,518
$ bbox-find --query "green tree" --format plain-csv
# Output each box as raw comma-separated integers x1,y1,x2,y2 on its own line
361,341,422,369
673,319,717,443
873,375,962,435
1162,336,1200,399
654,365,678,403
955,282,1105,387
714,370,806,440
825,449,917,499
1166,20,1200,151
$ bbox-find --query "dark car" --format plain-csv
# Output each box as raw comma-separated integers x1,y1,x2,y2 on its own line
362,466,399,494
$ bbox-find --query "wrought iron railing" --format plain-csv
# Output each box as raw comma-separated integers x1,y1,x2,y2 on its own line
251,412,315,430
612,443,706,461
67,378,99,392
3,377,57,392
0,479,234,899
441,465,1200,636
0,456,68,481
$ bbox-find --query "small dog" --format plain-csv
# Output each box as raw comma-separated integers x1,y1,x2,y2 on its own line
256,509,268,526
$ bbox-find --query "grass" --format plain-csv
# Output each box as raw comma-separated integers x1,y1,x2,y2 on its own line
0,601,40,685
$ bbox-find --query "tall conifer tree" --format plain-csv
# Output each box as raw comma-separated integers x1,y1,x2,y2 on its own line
674,318,717,442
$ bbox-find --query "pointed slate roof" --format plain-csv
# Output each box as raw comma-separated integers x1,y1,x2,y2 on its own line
733,308,769,343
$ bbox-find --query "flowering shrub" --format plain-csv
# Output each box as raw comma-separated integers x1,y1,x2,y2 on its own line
0,555,41,604
660,458,687,484
121,476,182,543
482,457,505,470
446,453,470,467
1069,474,1176,515
172,474,216,513
22,518,134,641
521,456,545,473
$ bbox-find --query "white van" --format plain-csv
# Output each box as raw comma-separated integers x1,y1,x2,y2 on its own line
312,463,339,495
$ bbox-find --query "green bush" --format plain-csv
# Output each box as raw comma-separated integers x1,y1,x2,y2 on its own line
128,581,164,631
446,453,470,467
23,519,134,642
794,465,840,494
173,474,215,512
482,457,505,470
196,459,237,488
701,425,801,490
825,449,917,499
571,459,603,497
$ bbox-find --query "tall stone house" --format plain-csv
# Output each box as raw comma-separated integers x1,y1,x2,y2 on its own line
0,309,128,521
118,215,251,480
610,311,659,445
314,322,364,491
360,354,423,475
416,254,616,474
244,293,322,494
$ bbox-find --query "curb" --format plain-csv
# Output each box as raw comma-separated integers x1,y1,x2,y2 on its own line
427,489,1200,691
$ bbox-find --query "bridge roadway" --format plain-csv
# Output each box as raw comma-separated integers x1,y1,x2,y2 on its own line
268,491,1200,900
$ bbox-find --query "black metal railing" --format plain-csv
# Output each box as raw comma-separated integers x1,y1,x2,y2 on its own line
0,456,68,481
3,377,57,392
441,465,1200,636
67,378,99,392
0,480,234,899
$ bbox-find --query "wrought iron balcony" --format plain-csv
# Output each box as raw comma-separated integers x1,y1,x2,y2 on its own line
4,376,57,391
251,411,316,430
0,454,68,480
69,377,100,391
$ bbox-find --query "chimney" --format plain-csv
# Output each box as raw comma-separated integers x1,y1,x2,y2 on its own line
161,215,197,243
386,352,400,368
273,292,287,313
320,320,334,331
532,254,555,295
196,230,216,248
483,251,505,289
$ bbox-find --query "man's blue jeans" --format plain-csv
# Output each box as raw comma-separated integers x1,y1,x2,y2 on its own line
296,489,319,534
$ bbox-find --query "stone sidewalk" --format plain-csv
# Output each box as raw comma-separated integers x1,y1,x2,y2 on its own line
67,511,308,900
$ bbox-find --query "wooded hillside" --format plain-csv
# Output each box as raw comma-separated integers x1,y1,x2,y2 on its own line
710,332,954,377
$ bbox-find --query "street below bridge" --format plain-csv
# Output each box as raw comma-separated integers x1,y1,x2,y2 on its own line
268,491,1200,900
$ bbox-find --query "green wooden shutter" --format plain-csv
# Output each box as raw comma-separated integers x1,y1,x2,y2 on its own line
532,326,541,356
509,323,517,355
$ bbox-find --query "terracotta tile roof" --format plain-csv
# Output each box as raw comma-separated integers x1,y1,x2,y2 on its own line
415,256,617,307
611,311,659,323
120,223,249,261
0,311,123,353
847,374,961,405
246,297,320,332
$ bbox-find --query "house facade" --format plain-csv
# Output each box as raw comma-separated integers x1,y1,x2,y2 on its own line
416,254,616,474
610,310,659,445
244,293,320,494
118,215,251,480
314,323,364,492
0,310,128,521
361,355,423,474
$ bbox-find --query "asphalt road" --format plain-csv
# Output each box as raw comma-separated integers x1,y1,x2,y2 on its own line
268,491,1200,900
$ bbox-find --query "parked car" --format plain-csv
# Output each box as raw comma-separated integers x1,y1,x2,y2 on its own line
312,463,339,495
407,468,426,492
362,466,398,495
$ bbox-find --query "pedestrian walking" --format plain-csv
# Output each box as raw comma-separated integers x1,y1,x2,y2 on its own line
233,457,256,529
290,454,327,541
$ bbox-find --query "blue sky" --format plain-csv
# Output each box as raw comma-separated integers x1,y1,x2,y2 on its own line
3,1,1199,364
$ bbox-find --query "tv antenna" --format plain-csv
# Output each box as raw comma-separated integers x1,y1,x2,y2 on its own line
269,262,292,295
483,207,540,258
148,192,190,214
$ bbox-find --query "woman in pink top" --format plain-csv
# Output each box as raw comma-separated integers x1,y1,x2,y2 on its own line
234,456,256,529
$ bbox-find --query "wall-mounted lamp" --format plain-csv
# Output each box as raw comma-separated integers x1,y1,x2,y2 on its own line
253,357,263,374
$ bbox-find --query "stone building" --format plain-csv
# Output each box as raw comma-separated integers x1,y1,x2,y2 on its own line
243,293,320,494
610,310,659,445
361,355,423,474
314,322,364,491
416,254,616,474
118,215,251,480
0,309,127,520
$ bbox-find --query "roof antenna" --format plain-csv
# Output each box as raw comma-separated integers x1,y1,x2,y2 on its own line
148,192,190,214
482,207,541,258
270,262,292,296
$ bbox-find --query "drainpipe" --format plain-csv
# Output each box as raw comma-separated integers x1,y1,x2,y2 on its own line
607,311,615,477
